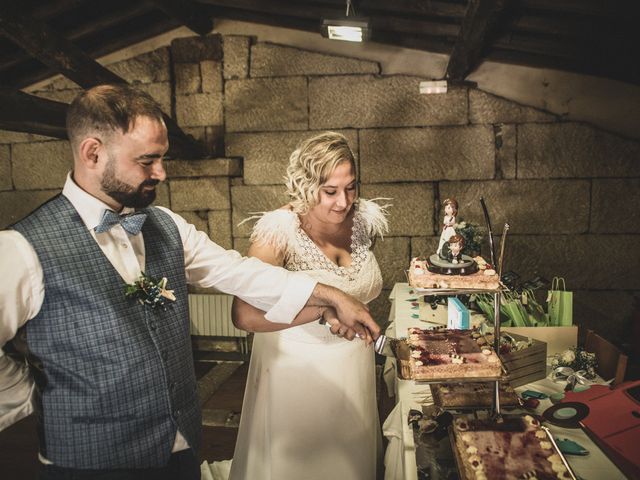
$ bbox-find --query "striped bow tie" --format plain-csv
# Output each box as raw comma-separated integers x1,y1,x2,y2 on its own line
95,210,147,235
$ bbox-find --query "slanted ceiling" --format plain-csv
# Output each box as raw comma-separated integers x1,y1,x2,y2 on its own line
0,0,638,156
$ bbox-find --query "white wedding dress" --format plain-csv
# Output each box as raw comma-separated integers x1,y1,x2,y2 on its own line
228,199,387,480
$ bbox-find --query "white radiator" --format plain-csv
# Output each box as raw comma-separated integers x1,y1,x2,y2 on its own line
188,294,247,338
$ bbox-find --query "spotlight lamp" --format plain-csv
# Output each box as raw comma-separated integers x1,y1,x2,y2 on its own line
321,0,370,42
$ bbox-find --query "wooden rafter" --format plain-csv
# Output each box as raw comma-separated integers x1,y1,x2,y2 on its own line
146,0,214,36
0,88,67,139
445,0,509,81
0,4,204,158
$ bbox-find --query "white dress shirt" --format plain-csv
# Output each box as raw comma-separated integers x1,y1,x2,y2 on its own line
0,173,317,454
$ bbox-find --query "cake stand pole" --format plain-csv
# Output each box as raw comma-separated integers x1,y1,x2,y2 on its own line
493,290,501,417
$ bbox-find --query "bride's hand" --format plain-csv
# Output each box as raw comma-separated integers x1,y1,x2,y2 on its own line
322,307,357,341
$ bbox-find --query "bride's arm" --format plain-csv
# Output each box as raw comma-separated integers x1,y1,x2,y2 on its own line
231,242,360,339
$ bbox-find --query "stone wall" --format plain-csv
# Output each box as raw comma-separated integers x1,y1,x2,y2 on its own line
2,34,639,343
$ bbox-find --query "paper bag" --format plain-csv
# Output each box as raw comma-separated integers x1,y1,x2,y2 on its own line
547,277,573,326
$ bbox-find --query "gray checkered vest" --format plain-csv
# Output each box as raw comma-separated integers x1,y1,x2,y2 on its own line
12,195,200,469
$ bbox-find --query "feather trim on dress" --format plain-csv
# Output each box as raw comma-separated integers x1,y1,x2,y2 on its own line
357,198,391,239
246,209,297,257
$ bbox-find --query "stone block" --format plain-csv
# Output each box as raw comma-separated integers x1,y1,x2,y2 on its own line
166,158,242,178
230,185,289,237
310,76,467,129
107,48,171,83
174,63,201,95
176,210,209,235
225,130,358,185
176,93,223,127
171,35,222,63
151,182,170,208
359,183,434,236
0,130,55,144
495,124,516,179
201,61,223,93
469,89,556,124
233,236,251,256
440,179,590,234
0,190,59,229
573,290,635,346
225,77,308,132
372,236,411,290
411,236,441,259
518,123,640,178
591,179,640,233
170,177,229,211
250,43,379,77
12,141,73,190
504,235,640,290
138,82,171,115
367,289,392,327
223,35,251,80
208,210,233,250
360,126,494,183
0,145,11,190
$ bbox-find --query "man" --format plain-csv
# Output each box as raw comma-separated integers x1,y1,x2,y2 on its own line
0,84,380,479
440,234,465,264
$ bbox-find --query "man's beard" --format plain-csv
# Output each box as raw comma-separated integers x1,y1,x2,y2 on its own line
101,157,158,208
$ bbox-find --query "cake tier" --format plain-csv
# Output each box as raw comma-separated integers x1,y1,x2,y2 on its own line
452,415,572,480
431,382,520,409
407,328,502,381
409,257,500,291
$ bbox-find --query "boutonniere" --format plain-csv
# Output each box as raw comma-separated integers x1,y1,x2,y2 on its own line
125,272,176,310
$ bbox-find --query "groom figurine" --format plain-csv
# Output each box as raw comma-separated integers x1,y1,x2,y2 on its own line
0,84,379,479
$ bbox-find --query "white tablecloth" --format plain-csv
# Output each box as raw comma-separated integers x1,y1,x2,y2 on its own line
382,283,627,480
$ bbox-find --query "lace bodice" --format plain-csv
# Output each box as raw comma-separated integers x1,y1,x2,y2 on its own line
249,199,388,341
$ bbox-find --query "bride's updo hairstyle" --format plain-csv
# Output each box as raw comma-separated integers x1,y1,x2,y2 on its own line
285,131,356,214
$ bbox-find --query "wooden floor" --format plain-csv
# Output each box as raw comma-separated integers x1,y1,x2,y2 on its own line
0,361,250,480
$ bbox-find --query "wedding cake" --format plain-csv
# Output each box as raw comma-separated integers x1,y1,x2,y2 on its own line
451,414,573,479
407,328,502,381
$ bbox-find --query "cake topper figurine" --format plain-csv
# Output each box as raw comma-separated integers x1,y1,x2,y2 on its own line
436,198,458,255
440,234,465,264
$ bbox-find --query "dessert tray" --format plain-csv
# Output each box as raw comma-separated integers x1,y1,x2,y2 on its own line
406,328,504,383
450,414,577,480
431,382,520,410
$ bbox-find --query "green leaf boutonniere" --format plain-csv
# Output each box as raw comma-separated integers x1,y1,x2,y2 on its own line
125,272,176,310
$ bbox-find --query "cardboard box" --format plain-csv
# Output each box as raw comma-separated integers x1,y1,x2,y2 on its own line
500,332,547,387
502,325,577,357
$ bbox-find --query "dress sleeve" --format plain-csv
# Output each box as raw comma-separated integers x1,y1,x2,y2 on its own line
357,198,391,240
249,209,298,258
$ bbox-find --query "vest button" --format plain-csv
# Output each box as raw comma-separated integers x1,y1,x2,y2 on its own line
170,382,177,392
174,409,181,417
149,320,157,330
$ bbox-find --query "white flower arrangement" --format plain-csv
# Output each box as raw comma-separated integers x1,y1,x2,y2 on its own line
551,346,598,379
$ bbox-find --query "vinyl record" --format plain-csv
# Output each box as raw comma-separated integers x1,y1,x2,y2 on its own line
542,402,590,428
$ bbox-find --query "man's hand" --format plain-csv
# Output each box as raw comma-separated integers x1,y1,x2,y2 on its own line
321,307,358,341
311,284,380,344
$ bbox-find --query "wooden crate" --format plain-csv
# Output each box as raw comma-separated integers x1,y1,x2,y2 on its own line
500,332,547,387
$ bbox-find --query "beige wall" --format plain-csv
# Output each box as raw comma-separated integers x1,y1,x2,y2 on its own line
2,32,639,343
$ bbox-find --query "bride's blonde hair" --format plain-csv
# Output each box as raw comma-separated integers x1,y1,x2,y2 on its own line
285,132,356,214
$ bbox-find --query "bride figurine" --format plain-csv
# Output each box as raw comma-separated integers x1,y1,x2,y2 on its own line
436,198,458,255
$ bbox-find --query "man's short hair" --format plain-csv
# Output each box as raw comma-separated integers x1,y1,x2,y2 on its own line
448,234,464,246
66,84,164,151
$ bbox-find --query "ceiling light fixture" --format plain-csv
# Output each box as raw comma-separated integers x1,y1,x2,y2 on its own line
321,0,370,43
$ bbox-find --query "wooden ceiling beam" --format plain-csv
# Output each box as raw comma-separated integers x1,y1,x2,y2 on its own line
146,0,214,35
0,3,154,72
0,88,67,139
0,5,204,158
445,0,509,81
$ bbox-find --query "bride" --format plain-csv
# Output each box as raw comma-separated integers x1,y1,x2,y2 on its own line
227,132,388,479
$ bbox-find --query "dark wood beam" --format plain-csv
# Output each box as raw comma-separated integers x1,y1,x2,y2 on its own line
0,3,154,71
0,88,67,139
446,0,509,81
146,0,213,35
0,5,204,158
